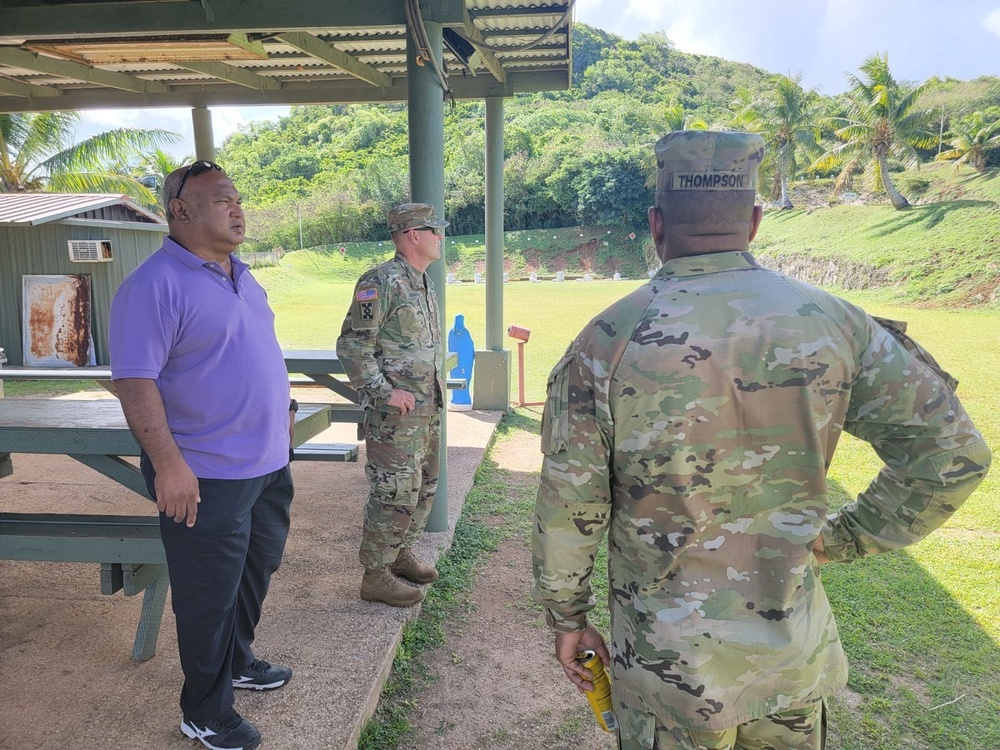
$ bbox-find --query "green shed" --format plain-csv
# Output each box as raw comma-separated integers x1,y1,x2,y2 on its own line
0,193,166,366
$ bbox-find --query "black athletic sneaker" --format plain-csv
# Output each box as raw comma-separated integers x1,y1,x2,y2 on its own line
232,658,293,691
181,710,261,750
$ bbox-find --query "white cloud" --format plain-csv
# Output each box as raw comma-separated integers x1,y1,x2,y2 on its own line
77,105,288,160
984,7,1000,37
818,0,867,36
624,0,668,25
662,11,726,57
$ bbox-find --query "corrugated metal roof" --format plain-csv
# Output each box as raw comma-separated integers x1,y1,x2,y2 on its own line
0,1,573,113
0,193,166,226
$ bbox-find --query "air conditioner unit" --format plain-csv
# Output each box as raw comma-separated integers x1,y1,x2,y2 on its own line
68,239,113,262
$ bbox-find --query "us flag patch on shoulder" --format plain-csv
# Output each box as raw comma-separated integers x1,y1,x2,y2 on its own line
356,287,378,301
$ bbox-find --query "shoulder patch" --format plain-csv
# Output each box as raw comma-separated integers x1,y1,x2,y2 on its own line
350,282,381,330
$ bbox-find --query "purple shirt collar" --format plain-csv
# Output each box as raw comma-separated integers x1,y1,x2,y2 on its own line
163,235,249,281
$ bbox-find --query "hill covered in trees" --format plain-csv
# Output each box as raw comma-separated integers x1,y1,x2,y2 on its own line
217,23,1000,255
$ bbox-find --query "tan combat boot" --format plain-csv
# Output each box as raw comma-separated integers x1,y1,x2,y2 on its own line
390,548,439,584
360,566,425,607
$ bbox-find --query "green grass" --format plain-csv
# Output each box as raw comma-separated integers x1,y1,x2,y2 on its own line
270,225,653,286
755,164,1000,306
257,273,646,404
2,381,103,398
814,294,1000,747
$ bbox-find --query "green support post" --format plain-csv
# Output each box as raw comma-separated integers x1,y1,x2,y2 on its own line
408,21,449,533
473,97,512,411
485,96,505,351
192,105,215,162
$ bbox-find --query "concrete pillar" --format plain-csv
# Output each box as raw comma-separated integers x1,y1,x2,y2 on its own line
485,97,505,351
191,106,215,162
407,21,449,533
473,96,511,412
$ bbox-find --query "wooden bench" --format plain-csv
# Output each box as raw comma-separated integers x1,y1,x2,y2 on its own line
293,443,359,462
328,403,365,423
293,376,466,390
0,512,168,661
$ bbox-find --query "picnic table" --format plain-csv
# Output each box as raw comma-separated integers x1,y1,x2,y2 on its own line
0,348,458,406
0,397,332,661
0,348,358,398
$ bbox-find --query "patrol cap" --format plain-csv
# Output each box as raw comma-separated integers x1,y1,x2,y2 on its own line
655,130,765,193
387,202,449,233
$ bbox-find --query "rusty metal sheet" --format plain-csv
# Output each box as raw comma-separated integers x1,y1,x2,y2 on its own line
22,274,96,368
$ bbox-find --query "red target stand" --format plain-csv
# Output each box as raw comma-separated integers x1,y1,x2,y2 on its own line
507,325,544,407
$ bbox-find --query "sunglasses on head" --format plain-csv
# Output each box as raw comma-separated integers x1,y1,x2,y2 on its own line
414,226,443,237
174,161,224,201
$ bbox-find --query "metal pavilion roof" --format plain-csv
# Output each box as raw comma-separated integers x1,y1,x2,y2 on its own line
0,1,573,114
0,192,165,226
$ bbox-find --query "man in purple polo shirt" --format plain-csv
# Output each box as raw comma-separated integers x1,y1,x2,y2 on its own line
110,161,295,750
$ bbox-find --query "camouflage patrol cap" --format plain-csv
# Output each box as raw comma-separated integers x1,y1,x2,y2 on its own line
655,130,765,193
387,202,449,233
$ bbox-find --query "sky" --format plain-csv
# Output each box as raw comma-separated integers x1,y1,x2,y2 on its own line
74,0,1000,158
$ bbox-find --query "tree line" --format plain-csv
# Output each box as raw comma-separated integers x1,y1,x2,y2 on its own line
2,23,998,254
216,26,999,251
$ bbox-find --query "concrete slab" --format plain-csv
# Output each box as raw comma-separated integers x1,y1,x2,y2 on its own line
0,401,501,750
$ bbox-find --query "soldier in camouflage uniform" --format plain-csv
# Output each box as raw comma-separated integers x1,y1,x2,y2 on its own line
531,131,991,749
337,203,448,608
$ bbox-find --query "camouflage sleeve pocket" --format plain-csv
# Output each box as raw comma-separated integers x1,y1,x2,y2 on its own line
540,351,574,455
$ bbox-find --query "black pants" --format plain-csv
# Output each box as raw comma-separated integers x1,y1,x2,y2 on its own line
141,454,294,721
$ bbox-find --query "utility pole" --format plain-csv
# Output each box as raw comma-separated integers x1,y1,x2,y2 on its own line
938,107,945,156
298,204,303,250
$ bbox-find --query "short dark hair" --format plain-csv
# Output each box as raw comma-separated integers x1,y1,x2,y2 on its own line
162,161,225,220
655,189,755,227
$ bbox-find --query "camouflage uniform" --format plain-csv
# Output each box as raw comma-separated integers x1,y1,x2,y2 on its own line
531,131,991,747
616,698,825,750
337,249,445,569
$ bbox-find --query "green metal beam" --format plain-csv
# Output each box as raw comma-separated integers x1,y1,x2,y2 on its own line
70,454,151,499
309,32,407,45
0,75,60,98
277,32,390,89
470,4,569,19
0,0,463,39
0,69,570,112
0,48,170,94
463,9,506,84
174,61,281,91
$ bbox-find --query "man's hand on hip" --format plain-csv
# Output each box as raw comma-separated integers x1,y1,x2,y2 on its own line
388,388,416,414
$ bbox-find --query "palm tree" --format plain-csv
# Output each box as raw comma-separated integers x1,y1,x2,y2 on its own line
134,147,191,193
934,111,1000,173
0,111,180,204
641,104,710,188
812,54,935,210
732,74,822,209
662,103,709,133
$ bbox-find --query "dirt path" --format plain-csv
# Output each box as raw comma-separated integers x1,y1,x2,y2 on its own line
400,430,616,750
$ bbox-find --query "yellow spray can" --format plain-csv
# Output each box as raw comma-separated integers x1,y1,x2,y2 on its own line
575,649,618,732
